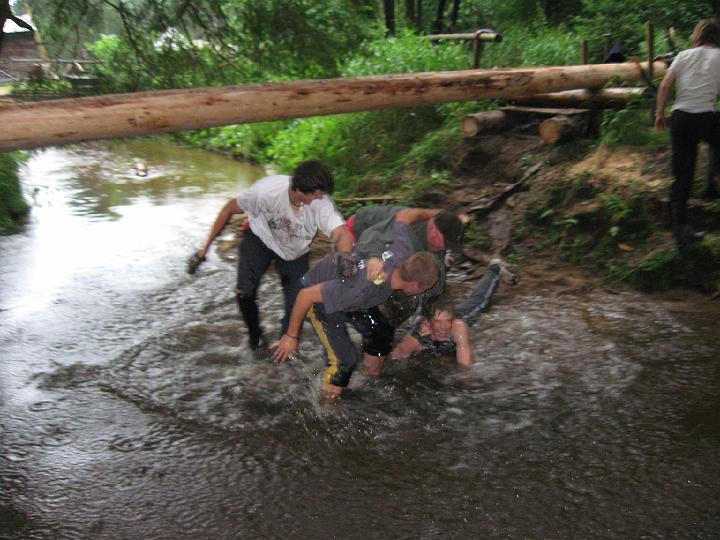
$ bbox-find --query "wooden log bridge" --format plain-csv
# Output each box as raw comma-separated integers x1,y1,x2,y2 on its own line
0,61,666,152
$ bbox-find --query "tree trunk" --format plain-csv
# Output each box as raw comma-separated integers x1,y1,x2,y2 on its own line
461,110,511,137
384,0,395,36
511,87,644,108
539,114,589,144
432,0,447,34
450,0,460,33
0,61,667,152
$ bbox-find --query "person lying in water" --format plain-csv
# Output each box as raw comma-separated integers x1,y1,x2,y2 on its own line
390,261,504,366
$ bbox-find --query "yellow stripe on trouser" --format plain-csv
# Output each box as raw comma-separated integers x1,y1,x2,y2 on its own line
308,305,341,385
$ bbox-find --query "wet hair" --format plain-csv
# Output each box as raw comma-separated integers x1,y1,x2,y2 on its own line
423,295,456,320
691,19,720,48
399,252,440,289
434,212,464,251
290,160,335,195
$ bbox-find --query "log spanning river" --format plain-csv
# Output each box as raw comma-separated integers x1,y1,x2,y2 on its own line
1,140,719,539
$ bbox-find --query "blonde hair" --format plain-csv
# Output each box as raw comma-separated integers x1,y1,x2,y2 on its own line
691,19,720,48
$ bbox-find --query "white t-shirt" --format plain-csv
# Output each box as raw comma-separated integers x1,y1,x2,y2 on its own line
670,46,720,113
236,175,345,261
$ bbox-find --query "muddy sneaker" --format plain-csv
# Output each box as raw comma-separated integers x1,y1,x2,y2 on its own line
489,257,519,285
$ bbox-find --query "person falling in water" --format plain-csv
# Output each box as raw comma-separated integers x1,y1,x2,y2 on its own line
188,160,354,350
391,261,504,366
271,213,441,401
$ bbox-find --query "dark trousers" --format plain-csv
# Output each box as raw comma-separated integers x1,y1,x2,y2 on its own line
456,265,501,325
670,110,720,203
236,229,309,336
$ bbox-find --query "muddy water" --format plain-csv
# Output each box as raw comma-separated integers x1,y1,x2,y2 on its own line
1,141,720,539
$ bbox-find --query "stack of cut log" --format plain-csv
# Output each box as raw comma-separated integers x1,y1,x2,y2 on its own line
461,87,646,144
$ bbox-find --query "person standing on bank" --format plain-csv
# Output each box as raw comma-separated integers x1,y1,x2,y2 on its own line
655,18,720,249
189,160,354,350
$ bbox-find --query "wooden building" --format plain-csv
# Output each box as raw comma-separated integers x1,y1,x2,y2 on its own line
1,14,42,84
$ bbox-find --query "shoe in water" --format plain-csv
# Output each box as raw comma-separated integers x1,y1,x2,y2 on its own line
489,257,519,285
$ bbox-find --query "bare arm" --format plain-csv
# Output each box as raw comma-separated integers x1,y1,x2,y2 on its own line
330,224,354,253
391,333,424,360
655,70,676,132
198,198,244,258
271,284,324,363
395,207,441,224
451,319,473,367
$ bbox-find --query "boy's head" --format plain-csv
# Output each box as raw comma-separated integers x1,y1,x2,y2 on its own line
290,160,334,195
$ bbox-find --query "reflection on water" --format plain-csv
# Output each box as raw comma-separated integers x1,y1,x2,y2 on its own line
2,142,720,539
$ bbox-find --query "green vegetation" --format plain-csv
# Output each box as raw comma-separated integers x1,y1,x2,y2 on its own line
0,153,30,234
13,1,720,292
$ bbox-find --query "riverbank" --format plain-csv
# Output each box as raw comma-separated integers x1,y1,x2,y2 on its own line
383,129,720,297
0,153,30,234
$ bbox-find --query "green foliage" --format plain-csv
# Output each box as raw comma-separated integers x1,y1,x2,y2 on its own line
574,0,712,58
0,153,30,234
601,108,668,148
479,23,581,68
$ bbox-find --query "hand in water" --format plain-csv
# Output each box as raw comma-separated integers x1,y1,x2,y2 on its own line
271,334,298,363
186,251,206,274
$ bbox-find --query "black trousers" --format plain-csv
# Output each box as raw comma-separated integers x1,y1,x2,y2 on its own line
236,229,309,334
670,110,720,203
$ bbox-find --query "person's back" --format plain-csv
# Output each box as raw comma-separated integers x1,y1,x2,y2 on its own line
671,46,720,113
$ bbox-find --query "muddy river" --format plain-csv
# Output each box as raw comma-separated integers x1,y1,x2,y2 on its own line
1,140,719,539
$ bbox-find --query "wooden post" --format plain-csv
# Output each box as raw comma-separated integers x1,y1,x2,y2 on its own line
647,22,655,121
473,36,483,69
581,40,589,64
0,61,668,152
646,22,654,80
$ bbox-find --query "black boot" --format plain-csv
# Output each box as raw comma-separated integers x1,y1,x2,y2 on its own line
669,201,704,250
236,293,264,350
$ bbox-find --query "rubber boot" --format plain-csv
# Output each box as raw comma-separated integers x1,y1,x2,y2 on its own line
236,293,263,350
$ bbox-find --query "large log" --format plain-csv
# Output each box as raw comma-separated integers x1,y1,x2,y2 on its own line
512,87,645,108
461,110,511,137
539,114,590,144
0,61,666,152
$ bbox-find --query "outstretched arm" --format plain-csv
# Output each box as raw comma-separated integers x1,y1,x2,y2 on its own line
271,284,324,363
655,70,676,132
198,198,244,258
451,319,473,367
391,333,424,360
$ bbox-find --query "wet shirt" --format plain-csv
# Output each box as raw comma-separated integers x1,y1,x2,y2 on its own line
236,175,344,261
410,322,457,356
670,46,720,113
353,204,446,305
303,221,413,314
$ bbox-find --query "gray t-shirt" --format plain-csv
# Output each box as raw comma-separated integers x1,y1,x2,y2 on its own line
353,204,446,301
304,221,413,314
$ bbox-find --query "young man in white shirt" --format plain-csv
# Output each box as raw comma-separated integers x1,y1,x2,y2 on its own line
655,18,720,248
191,160,353,349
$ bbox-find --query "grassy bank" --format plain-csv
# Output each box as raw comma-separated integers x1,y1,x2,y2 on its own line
0,153,30,234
